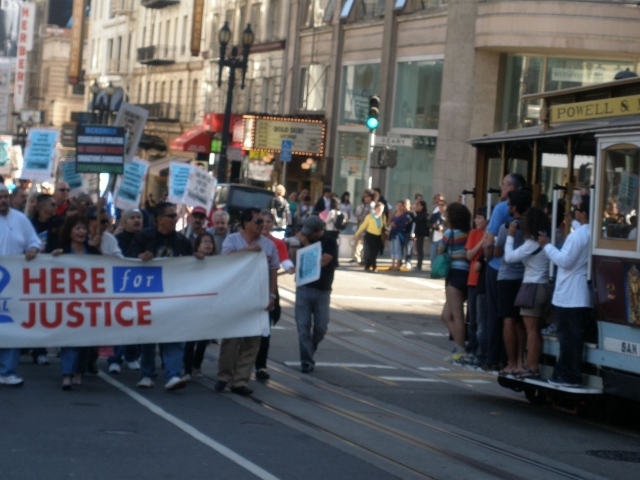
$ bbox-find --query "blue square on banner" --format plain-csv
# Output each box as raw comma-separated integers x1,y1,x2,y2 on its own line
112,267,164,294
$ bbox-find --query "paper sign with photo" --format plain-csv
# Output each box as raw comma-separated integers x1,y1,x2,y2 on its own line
295,242,322,287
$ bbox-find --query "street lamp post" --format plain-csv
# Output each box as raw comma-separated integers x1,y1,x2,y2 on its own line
216,22,254,184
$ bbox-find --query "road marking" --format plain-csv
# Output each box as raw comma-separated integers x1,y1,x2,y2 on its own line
403,277,444,289
272,325,288,330
420,332,448,337
330,294,434,304
401,330,416,335
418,367,451,372
362,329,377,333
342,367,399,386
284,362,396,369
461,379,491,384
378,377,447,383
98,372,281,480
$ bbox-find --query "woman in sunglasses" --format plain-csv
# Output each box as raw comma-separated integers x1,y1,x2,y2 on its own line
86,205,123,257
48,215,102,390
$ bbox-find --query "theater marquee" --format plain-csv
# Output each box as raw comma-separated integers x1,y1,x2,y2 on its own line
242,116,326,157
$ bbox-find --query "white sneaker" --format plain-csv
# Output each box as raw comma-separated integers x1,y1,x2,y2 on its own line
137,377,155,389
126,360,141,371
164,376,187,391
109,363,121,374
182,374,192,382
37,354,50,365
0,374,24,386
405,262,412,270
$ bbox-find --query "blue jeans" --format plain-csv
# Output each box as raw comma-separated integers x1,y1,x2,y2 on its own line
140,343,185,381
475,292,488,364
466,287,479,355
0,348,20,376
60,347,89,376
107,345,141,365
295,286,331,367
390,237,403,260
430,240,440,263
485,266,503,367
553,307,592,384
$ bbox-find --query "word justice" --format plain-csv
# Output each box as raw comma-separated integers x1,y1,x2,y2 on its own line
20,268,153,329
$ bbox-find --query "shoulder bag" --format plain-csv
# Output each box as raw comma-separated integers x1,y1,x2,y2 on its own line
430,231,453,279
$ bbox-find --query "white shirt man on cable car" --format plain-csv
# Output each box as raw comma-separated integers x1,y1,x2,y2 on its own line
537,195,592,388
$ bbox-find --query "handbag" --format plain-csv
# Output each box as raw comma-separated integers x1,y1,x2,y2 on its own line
430,232,453,279
514,283,538,309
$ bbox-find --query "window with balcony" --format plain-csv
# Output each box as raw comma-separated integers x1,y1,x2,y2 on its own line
299,64,328,111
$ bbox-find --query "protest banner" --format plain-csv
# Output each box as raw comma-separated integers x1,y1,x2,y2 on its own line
114,102,148,164
0,252,269,348
76,125,125,174
168,161,193,204
0,135,11,175
295,242,322,287
22,128,59,181
114,157,149,211
61,157,83,194
182,166,215,210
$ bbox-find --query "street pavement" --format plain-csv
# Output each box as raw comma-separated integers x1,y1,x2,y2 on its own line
2,256,640,480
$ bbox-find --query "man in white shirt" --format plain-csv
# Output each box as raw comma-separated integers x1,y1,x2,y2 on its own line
87,205,122,257
0,184,41,386
538,195,592,387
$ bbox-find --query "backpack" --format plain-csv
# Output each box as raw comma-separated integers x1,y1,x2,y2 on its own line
335,212,346,231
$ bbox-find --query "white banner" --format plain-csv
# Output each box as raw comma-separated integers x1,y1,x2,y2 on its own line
182,166,215,210
0,252,269,348
114,102,149,164
114,157,149,211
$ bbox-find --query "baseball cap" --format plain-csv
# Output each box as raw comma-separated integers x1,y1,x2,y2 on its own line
191,206,207,217
301,215,325,236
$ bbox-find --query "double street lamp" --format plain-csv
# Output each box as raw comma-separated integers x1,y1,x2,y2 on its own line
216,22,254,184
89,80,115,124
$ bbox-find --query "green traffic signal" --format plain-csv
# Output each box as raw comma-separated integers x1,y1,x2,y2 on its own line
367,95,380,131
366,116,379,130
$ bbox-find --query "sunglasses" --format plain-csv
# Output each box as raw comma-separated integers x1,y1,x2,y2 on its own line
58,188,70,192
254,219,264,225
163,213,178,219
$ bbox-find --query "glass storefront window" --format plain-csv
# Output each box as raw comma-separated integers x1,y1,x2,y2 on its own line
393,59,443,130
500,55,544,130
340,64,380,126
299,64,329,111
546,58,634,92
333,131,370,204
386,137,435,205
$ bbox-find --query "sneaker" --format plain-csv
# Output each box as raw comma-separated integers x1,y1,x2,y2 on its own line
444,351,465,363
230,386,253,396
36,354,50,365
182,374,192,382
548,377,582,388
541,324,557,336
454,353,476,366
405,262,412,270
0,374,24,387
192,368,203,378
214,380,228,392
301,364,314,374
137,377,155,389
108,363,121,374
126,360,141,371
164,376,187,391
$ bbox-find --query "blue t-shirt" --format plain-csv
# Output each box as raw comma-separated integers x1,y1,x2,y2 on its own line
487,201,512,271
495,223,525,281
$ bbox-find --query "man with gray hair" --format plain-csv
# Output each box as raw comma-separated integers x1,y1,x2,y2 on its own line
208,210,230,255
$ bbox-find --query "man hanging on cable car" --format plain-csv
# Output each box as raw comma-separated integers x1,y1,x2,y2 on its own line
537,195,592,388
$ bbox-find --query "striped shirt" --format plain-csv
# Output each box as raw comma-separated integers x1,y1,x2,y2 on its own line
442,229,470,271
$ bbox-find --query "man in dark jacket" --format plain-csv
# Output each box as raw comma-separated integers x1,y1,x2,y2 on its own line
314,187,332,213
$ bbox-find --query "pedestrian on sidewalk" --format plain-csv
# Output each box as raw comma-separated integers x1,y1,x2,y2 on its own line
291,216,338,373
354,201,386,272
413,200,429,270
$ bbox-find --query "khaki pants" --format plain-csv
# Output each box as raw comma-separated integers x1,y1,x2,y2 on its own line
217,336,261,388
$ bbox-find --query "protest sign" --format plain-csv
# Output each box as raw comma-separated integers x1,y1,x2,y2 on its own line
114,102,148,164
22,128,59,181
76,125,125,174
182,166,215,210
61,157,83,193
0,135,11,175
0,252,269,348
114,157,149,211
295,242,322,287
168,161,193,204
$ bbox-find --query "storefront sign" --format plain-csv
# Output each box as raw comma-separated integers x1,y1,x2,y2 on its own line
182,167,215,210
243,116,326,157
248,161,273,182
76,125,125,174
20,110,42,124
0,63,10,132
68,0,86,85
114,103,149,164
114,158,149,211
190,0,204,56
550,93,640,124
550,68,616,84
22,128,59,181
168,162,193,204
0,253,268,348
14,2,35,111
339,159,363,179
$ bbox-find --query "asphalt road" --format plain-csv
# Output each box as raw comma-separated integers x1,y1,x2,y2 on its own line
2,257,640,480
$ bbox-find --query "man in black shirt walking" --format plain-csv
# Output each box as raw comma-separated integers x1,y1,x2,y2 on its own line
291,216,338,373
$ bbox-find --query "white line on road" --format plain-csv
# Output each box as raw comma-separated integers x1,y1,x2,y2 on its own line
402,278,444,289
98,372,281,480
362,329,377,333
378,377,448,383
461,379,491,384
284,361,397,369
420,332,448,337
418,367,451,372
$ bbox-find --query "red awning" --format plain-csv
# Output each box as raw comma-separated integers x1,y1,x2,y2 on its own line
169,126,212,153
202,113,243,132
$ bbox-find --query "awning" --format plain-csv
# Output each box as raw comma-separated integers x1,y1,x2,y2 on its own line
148,156,190,177
170,126,212,153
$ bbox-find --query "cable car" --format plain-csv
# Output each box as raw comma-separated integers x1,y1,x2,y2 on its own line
468,76,640,408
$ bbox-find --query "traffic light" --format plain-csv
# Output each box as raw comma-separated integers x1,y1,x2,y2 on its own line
366,95,380,131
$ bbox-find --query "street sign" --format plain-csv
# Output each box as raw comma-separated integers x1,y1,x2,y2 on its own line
76,125,125,174
280,139,292,162
374,136,413,148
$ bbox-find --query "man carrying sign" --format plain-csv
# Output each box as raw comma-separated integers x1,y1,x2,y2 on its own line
291,216,338,374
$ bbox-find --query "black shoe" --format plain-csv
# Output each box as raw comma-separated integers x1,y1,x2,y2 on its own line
87,363,98,375
255,369,270,380
214,380,228,392
301,364,314,374
230,386,253,396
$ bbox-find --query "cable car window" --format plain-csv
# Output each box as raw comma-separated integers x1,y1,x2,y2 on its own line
599,146,639,250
